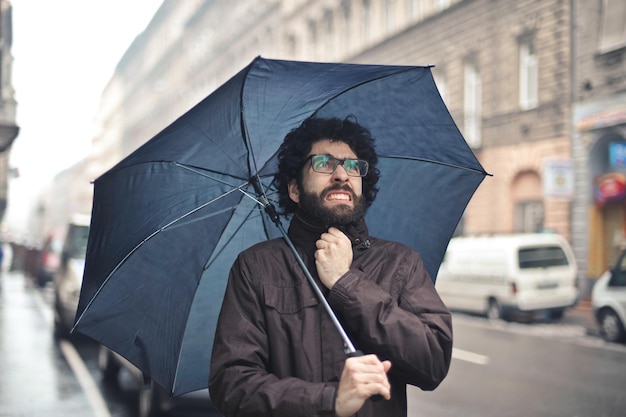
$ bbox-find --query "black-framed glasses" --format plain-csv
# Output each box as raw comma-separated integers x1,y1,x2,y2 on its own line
304,154,369,177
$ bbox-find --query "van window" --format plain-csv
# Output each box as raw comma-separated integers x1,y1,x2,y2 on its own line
610,251,626,287
67,225,90,259
518,245,569,269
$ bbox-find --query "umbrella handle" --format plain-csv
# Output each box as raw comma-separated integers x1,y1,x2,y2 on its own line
274,219,358,353
252,178,383,401
251,178,357,350
348,350,384,402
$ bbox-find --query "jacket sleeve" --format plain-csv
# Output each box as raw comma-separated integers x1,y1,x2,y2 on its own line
209,254,337,417
327,244,453,390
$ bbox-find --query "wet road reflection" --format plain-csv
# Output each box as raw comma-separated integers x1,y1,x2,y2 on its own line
0,271,214,417
0,271,94,416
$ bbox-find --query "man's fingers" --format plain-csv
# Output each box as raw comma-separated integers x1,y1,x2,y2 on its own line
319,227,350,244
344,355,392,399
335,356,392,416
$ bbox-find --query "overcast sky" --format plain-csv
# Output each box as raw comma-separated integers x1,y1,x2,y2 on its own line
5,0,163,238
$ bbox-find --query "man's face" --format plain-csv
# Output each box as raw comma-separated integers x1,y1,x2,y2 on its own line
288,139,366,226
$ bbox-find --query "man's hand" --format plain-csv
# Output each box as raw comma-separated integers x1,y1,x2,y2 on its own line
335,354,392,417
315,227,353,289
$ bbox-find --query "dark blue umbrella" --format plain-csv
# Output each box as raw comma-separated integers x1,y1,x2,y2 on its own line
73,57,487,397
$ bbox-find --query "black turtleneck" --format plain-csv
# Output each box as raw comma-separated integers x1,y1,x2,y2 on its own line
287,209,371,254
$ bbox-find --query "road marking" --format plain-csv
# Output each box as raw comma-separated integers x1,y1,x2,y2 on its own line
31,285,54,324
452,348,490,365
452,313,626,353
33,288,112,417
60,340,112,417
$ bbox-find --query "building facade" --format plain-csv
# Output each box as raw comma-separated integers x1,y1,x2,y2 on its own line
349,0,574,242
0,0,18,224
571,0,626,293
74,0,625,296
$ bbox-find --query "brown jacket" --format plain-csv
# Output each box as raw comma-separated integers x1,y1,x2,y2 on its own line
209,212,453,417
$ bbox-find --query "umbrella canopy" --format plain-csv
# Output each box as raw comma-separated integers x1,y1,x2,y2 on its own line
73,57,487,397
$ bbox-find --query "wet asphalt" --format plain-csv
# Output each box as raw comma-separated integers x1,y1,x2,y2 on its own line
0,269,604,417
0,271,93,417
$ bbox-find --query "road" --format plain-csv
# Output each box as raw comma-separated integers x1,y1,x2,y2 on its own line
408,311,626,416
1,270,625,417
0,271,144,417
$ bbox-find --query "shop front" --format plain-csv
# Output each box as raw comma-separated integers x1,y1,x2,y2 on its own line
574,94,626,294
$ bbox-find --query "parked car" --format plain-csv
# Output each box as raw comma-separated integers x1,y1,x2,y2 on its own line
53,213,91,337
435,233,579,321
56,212,219,416
99,345,219,417
34,233,63,287
592,249,626,343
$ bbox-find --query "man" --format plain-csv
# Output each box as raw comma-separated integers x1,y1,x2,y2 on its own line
209,117,452,417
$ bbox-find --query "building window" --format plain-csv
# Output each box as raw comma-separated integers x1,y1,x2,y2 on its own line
341,0,352,54
409,0,422,20
464,61,482,148
599,0,626,53
512,171,544,233
362,0,371,43
519,39,538,110
385,0,395,34
324,9,336,60
514,200,544,233
286,34,297,57
308,19,318,59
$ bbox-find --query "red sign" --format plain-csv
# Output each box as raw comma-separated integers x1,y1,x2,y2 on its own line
594,173,626,206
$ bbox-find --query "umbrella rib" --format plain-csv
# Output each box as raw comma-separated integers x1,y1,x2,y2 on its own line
202,205,259,271
74,173,277,332
174,162,278,206
173,162,246,184
252,65,462,179
307,65,425,118
73,183,251,330
156,186,244,232
381,155,490,175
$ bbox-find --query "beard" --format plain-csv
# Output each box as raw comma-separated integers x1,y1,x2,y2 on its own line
298,184,367,226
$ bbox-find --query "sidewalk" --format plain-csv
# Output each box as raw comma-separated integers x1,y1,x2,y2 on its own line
0,271,93,417
564,299,599,336
575,299,592,311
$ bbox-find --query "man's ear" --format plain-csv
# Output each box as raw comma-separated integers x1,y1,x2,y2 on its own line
288,179,300,204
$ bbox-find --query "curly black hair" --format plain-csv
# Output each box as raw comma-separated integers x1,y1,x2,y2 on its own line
274,116,380,214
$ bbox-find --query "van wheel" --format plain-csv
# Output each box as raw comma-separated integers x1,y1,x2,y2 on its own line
98,346,120,385
138,382,167,417
598,309,626,343
53,298,71,339
487,299,502,320
549,309,565,320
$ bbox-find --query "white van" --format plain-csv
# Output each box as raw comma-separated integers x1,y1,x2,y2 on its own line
435,233,579,320
53,213,91,337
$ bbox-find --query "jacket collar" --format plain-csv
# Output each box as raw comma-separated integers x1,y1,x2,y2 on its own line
287,210,371,251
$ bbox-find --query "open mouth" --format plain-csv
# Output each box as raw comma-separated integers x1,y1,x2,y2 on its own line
325,192,352,202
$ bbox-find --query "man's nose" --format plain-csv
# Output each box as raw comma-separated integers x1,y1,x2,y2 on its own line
331,164,350,181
